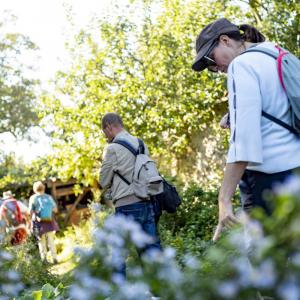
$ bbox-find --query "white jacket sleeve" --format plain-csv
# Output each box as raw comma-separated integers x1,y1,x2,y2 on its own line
100,145,117,189
227,58,263,165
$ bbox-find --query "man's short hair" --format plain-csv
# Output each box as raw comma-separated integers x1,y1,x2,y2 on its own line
33,181,45,193
102,113,123,129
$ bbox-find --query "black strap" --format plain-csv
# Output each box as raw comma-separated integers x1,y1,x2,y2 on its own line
262,111,298,135
113,140,138,156
242,48,298,136
114,171,131,185
112,138,145,185
138,139,145,154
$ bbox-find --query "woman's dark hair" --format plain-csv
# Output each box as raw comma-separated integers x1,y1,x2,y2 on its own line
224,24,265,43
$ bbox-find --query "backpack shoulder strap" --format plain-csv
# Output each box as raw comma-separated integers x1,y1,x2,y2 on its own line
113,139,138,156
243,47,278,59
111,139,139,186
5,199,22,223
242,46,298,136
262,111,298,135
138,139,145,154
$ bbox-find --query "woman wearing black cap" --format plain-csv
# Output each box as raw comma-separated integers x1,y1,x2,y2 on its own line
192,18,300,241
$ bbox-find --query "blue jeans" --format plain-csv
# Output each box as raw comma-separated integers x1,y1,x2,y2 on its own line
114,201,161,277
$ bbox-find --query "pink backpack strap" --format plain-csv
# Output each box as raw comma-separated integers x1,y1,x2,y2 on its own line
275,45,288,92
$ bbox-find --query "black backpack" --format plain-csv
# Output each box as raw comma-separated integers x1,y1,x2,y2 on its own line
152,179,182,214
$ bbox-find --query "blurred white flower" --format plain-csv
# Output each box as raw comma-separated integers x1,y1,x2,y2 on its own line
0,251,13,261
90,202,102,213
112,273,126,285
164,247,176,260
128,266,143,277
2,283,19,296
290,253,300,266
233,257,252,287
131,230,153,248
251,259,276,288
218,281,238,299
6,270,20,281
278,281,300,300
183,254,200,269
70,285,92,300
275,175,300,196
116,282,149,300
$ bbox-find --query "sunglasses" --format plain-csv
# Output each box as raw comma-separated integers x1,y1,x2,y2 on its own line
203,55,217,67
203,40,218,72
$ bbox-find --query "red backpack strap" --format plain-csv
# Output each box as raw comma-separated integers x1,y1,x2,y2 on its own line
11,199,23,223
2,199,23,224
275,45,288,92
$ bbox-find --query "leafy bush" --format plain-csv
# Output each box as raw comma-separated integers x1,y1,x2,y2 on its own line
4,238,60,288
159,183,239,258
19,283,68,300
68,175,300,300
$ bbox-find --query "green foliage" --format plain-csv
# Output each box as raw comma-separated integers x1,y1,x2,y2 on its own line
0,13,39,137
159,183,240,259
37,0,300,188
67,176,300,299
246,0,300,56
19,283,68,300
40,0,239,185
5,239,60,288
0,152,53,199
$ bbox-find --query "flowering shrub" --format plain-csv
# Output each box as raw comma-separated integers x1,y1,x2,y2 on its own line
0,222,24,299
2,176,300,299
69,175,300,300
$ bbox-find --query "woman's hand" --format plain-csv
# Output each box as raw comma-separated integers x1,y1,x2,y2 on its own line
212,162,248,242
212,202,239,242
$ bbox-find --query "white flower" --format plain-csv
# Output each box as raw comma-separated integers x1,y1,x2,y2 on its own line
112,273,126,285
275,175,300,196
90,202,102,213
0,251,13,261
164,247,176,260
250,259,276,288
6,270,20,281
183,254,200,269
69,285,92,300
278,281,300,300
290,253,300,266
116,282,149,300
218,281,238,299
233,257,252,287
131,230,153,248
2,284,18,296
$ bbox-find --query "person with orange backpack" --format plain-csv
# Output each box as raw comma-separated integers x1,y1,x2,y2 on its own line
0,191,28,245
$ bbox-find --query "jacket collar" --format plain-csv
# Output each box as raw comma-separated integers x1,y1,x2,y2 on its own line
112,130,128,142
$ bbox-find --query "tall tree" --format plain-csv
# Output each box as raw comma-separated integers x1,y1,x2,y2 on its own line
244,0,300,56
40,0,299,186
0,14,39,137
41,0,236,186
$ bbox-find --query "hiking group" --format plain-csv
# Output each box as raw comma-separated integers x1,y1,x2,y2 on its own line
0,181,59,264
99,17,300,279
0,16,299,291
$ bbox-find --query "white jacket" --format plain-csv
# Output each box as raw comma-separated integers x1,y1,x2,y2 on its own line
100,130,149,206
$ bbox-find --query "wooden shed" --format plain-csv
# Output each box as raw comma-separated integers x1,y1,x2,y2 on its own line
45,178,93,226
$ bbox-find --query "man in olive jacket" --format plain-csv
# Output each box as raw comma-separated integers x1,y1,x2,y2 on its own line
99,112,161,278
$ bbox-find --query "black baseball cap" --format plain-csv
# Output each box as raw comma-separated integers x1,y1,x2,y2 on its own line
192,18,239,72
